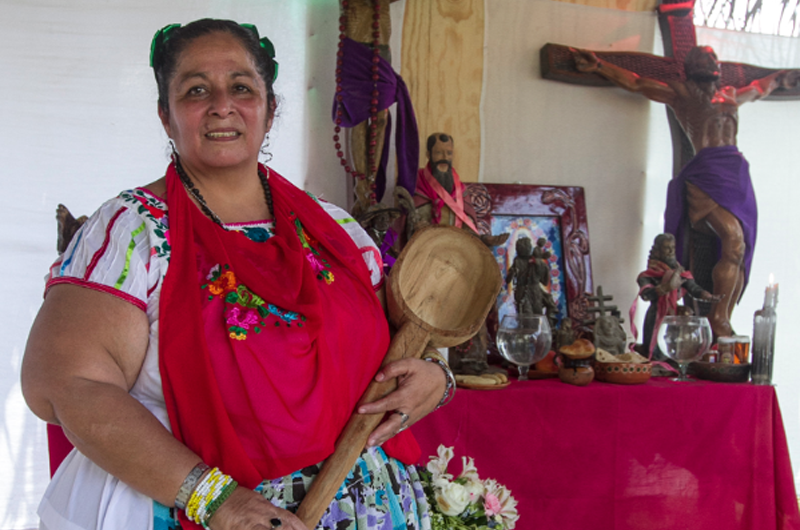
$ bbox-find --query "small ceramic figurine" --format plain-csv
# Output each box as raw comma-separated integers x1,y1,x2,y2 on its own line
505,237,538,317
594,315,627,355
636,233,720,359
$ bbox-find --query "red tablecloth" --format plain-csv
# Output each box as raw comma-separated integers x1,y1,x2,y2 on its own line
411,377,800,530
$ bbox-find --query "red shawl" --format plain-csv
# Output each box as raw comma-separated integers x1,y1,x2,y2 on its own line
159,163,419,525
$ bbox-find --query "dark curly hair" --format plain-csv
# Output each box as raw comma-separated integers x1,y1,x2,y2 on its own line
151,19,277,117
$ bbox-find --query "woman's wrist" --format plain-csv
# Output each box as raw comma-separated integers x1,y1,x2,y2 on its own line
422,348,456,409
180,465,238,528
175,462,211,510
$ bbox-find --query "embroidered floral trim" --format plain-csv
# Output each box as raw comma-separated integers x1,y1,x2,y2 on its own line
289,211,335,284
120,190,171,260
202,264,306,340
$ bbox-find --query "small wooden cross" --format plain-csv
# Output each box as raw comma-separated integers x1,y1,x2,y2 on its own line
583,285,623,326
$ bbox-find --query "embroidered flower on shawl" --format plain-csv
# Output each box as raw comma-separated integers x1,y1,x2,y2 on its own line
201,263,306,339
207,267,238,297
226,306,261,340
289,211,335,285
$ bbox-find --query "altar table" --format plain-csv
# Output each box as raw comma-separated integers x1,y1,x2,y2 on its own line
411,377,800,530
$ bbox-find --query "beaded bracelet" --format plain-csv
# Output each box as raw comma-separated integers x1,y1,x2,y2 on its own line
185,467,237,527
175,463,210,510
202,480,238,529
423,349,456,409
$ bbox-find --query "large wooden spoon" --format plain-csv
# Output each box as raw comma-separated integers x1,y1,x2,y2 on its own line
296,225,502,528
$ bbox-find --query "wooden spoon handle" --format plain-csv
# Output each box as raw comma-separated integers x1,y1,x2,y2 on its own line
295,322,431,528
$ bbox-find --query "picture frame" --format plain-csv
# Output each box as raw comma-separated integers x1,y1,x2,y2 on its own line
463,183,594,330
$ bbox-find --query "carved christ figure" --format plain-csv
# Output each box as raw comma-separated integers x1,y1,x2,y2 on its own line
573,45,798,338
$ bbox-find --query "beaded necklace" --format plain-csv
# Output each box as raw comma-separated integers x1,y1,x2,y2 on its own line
174,158,274,227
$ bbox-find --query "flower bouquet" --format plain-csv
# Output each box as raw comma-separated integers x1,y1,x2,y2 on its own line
419,445,519,530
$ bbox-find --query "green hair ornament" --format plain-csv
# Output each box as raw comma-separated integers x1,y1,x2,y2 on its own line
149,23,181,68
149,22,278,82
240,23,279,82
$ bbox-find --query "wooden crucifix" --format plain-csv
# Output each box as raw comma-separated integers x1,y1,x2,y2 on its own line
540,0,800,339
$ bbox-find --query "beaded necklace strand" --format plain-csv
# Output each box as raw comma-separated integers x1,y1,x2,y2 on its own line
174,157,274,227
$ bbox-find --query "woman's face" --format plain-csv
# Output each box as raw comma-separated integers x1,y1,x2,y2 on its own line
159,32,272,175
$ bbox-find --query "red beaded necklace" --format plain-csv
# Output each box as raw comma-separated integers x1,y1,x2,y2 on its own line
333,0,382,207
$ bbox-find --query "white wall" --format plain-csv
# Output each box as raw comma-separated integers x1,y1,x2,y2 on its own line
1,1,799,528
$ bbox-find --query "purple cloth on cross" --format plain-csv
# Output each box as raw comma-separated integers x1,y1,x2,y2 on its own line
664,145,758,299
333,38,419,200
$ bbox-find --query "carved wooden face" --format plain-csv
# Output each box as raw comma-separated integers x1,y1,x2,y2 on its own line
660,238,677,262
429,138,454,172
684,46,721,82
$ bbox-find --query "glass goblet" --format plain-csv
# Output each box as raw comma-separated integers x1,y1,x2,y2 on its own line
656,315,712,382
495,314,552,381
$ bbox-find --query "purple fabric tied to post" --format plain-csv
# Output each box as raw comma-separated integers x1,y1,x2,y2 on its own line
333,38,419,201
664,145,758,299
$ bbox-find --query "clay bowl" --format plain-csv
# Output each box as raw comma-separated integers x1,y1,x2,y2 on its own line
558,365,594,386
688,361,751,383
594,362,652,385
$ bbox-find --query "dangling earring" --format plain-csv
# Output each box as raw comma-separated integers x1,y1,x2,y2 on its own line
168,139,179,162
260,133,273,162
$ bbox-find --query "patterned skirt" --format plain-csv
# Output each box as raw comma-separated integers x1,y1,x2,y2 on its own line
155,447,432,530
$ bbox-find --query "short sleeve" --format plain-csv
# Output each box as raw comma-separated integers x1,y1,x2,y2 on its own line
46,198,155,312
317,200,384,290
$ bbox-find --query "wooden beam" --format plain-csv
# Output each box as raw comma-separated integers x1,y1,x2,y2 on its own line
401,0,484,183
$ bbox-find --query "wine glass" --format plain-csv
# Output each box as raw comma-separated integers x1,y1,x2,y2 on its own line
495,314,552,380
656,315,712,382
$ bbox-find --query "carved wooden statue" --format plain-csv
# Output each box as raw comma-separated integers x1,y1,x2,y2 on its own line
572,45,799,338
635,233,719,359
505,237,539,317
411,132,508,247
56,204,87,255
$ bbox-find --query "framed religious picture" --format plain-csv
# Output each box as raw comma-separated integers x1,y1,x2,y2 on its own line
463,183,594,333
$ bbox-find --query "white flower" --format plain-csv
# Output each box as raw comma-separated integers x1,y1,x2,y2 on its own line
435,481,471,516
458,456,484,502
426,444,454,483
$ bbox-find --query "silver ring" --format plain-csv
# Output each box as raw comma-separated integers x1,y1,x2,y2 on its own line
394,410,410,426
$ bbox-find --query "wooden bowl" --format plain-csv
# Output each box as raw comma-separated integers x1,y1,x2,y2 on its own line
688,361,751,383
594,362,652,385
387,225,502,348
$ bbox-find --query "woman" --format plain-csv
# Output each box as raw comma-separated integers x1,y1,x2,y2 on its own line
22,19,452,530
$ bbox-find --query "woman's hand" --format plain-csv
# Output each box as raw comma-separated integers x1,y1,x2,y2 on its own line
357,357,446,447
209,487,308,530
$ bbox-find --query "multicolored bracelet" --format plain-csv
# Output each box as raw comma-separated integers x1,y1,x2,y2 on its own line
184,467,238,528
423,349,456,409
